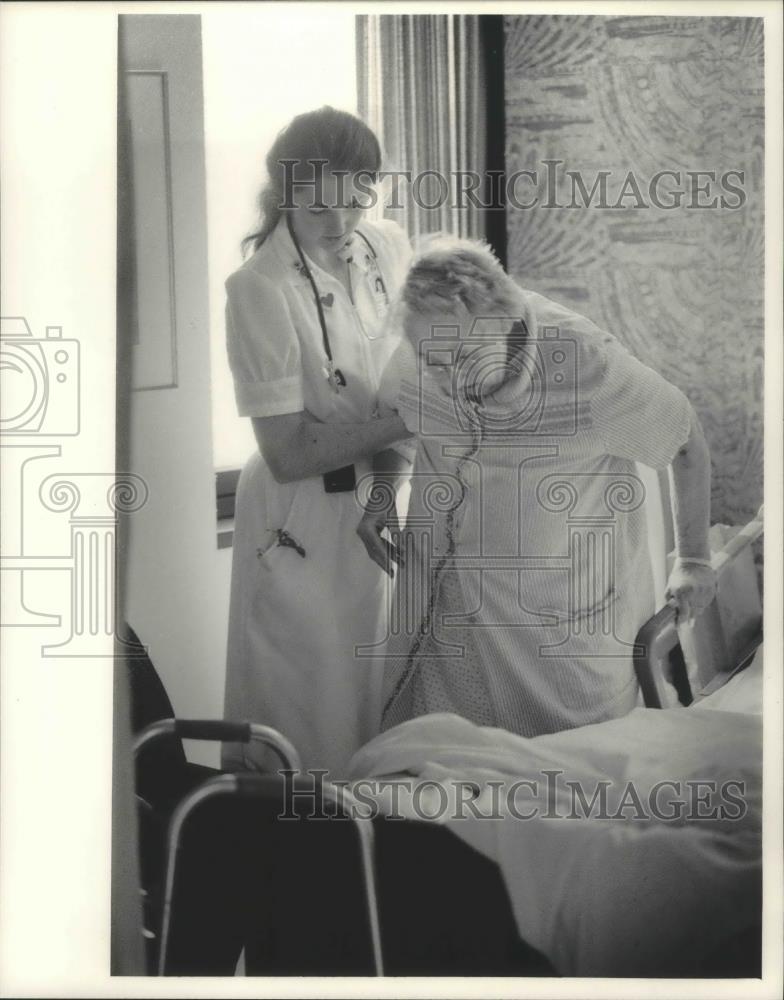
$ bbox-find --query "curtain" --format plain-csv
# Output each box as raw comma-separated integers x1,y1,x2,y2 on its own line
357,14,487,243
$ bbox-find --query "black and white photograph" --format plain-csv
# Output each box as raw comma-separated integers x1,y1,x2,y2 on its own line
1,1,782,996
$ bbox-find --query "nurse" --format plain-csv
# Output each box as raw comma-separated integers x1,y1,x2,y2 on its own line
221,107,413,777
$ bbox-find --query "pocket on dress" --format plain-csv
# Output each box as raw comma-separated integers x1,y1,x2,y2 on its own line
249,476,322,580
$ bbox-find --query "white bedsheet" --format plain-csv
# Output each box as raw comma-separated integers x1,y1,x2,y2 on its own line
348,651,763,976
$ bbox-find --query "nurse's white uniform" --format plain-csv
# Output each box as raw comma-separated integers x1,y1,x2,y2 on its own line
221,217,411,777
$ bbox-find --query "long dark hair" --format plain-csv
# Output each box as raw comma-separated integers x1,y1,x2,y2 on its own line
241,106,382,257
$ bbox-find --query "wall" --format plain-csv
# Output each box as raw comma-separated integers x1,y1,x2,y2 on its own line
504,14,764,525
121,16,229,766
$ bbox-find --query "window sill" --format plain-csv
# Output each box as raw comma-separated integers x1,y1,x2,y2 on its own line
217,519,234,550
216,468,240,549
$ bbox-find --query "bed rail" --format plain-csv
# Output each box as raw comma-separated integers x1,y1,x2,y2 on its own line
634,506,763,708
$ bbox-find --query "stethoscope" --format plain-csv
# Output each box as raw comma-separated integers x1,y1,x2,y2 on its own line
286,214,389,393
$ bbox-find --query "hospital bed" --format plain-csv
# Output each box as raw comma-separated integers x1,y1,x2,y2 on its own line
344,656,763,977
634,505,763,708
345,503,764,977
132,505,764,977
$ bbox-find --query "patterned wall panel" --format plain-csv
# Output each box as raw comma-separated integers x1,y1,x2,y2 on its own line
504,15,764,525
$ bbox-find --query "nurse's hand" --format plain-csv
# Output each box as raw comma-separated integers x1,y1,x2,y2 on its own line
357,506,402,578
380,339,460,438
664,559,717,626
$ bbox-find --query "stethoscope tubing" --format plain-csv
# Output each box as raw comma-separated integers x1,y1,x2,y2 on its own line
286,214,388,382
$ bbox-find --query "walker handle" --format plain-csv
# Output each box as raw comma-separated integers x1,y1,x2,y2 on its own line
174,720,252,743
134,718,252,753
133,720,300,770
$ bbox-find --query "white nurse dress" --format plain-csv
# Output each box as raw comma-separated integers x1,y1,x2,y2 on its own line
221,217,411,778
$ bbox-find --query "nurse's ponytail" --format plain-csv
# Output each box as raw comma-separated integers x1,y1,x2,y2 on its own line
242,106,382,257
244,185,284,255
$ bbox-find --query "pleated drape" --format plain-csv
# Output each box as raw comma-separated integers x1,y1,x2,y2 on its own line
357,14,487,242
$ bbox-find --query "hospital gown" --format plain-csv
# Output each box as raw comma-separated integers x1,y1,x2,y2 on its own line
381,289,693,737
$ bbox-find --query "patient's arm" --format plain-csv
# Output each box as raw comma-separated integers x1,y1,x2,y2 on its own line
665,406,716,622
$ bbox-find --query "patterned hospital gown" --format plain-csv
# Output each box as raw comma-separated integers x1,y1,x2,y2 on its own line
381,289,693,738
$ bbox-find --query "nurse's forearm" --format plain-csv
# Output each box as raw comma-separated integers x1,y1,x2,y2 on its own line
668,409,712,561
253,413,412,484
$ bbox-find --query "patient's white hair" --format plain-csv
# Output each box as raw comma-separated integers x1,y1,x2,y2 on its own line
401,234,523,319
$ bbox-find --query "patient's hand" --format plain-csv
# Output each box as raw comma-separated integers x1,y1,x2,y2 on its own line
664,560,717,625
357,503,402,578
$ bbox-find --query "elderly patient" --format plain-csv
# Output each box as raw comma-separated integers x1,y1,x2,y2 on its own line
359,237,717,738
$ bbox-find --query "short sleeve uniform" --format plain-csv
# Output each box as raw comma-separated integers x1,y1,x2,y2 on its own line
225,268,305,416
225,217,412,422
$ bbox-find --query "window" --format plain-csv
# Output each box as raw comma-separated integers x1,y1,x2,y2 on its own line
203,9,358,488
